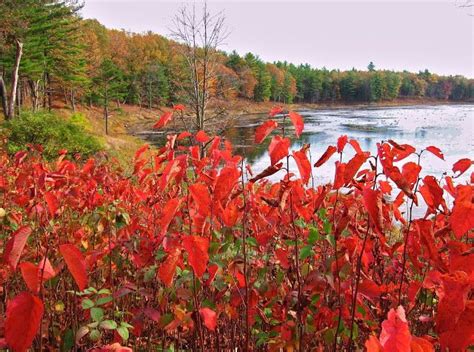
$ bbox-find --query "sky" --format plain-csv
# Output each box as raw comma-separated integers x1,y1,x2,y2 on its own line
81,0,474,77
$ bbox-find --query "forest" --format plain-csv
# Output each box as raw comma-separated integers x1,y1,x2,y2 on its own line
1,0,473,121
0,1,473,352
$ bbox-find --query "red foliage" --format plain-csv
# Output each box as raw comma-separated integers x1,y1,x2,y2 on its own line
254,120,278,144
5,292,44,352
153,111,174,129
0,107,472,351
59,244,88,291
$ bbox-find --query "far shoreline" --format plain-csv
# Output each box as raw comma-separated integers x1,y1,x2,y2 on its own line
226,98,474,117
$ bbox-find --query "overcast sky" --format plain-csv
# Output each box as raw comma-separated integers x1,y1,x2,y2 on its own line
81,0,474,77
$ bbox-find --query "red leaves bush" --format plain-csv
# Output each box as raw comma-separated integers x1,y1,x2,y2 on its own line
0,108,473,351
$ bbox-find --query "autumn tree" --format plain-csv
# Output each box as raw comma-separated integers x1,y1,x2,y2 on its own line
91,59,125,135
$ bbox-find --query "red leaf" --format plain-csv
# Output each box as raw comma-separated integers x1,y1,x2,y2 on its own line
275,248,290,269
268,136,290,166
436,271,470,334
249,162,283,183
337,135,348,153
344,152,369,184
219,201,240,227
134,144,149,160
160,198,181,236
4,226,32,270
5,292,44,352
59,244,88,291
173,104,185,112
425,146,444,160
349,139,364,155
214,166,240,202
333,161,346,190
411,336,434,352
452,158,472,176
314,145,337,167
19,262,40,293
195,130,211,143
19,258,56,293
199,307,217,331
439,300,474,351
44,191,59,217
288,111,304,138
292,148,311,184
450,185,474,238
380,306,412,352
38,257,56,281
157,248,180,287
269,105,283,117
255,120,278,144
362,188,383,234
419,176,445,214
189,183,211,216
358,279,385,301
177,131,192,140
183,236,209,278
402,162,422,186
389,141,416,161
153,111,173,129
379,180,392,194
365,335,383,352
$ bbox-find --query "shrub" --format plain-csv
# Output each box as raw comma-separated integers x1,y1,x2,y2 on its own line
1,110,103,160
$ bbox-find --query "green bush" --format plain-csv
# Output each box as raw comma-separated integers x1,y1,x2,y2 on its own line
1,111,103,160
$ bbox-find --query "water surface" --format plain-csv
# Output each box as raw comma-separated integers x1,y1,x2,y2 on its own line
225,104,474,185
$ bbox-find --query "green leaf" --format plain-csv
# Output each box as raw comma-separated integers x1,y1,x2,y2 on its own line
117,326,129,341
246,236,258,247
96,296,113,306
299,245,313,260
81,298,94,309
97,288,111,295
84,287,97,294
61,329,74,352
144,266,156,282
324,221,332,235
308,227,320,245
120,321,134,329
100,320,117,330
75,326,89,343
159,313,174,328
326,234,336,248
90,307,104,322
294,218,306,228
89,329,101,341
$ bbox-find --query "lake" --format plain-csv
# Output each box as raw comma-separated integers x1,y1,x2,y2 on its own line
224,104,474,185
136,104,473,187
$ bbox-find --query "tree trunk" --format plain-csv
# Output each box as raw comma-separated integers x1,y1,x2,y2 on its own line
7,39,23,119
46,72,52,111
104,84,109,135
70,89,76,112
0,74,8,117
29,80,40,112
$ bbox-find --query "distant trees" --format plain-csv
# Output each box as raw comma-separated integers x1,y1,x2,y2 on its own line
1,3,473,123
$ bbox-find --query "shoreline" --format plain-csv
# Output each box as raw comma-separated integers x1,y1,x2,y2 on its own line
225,98,474,116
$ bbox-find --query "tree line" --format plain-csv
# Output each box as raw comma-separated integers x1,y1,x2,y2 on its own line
1,0,473,122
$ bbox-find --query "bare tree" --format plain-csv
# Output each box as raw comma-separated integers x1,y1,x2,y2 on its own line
455,0,474,15
170,2,228,131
